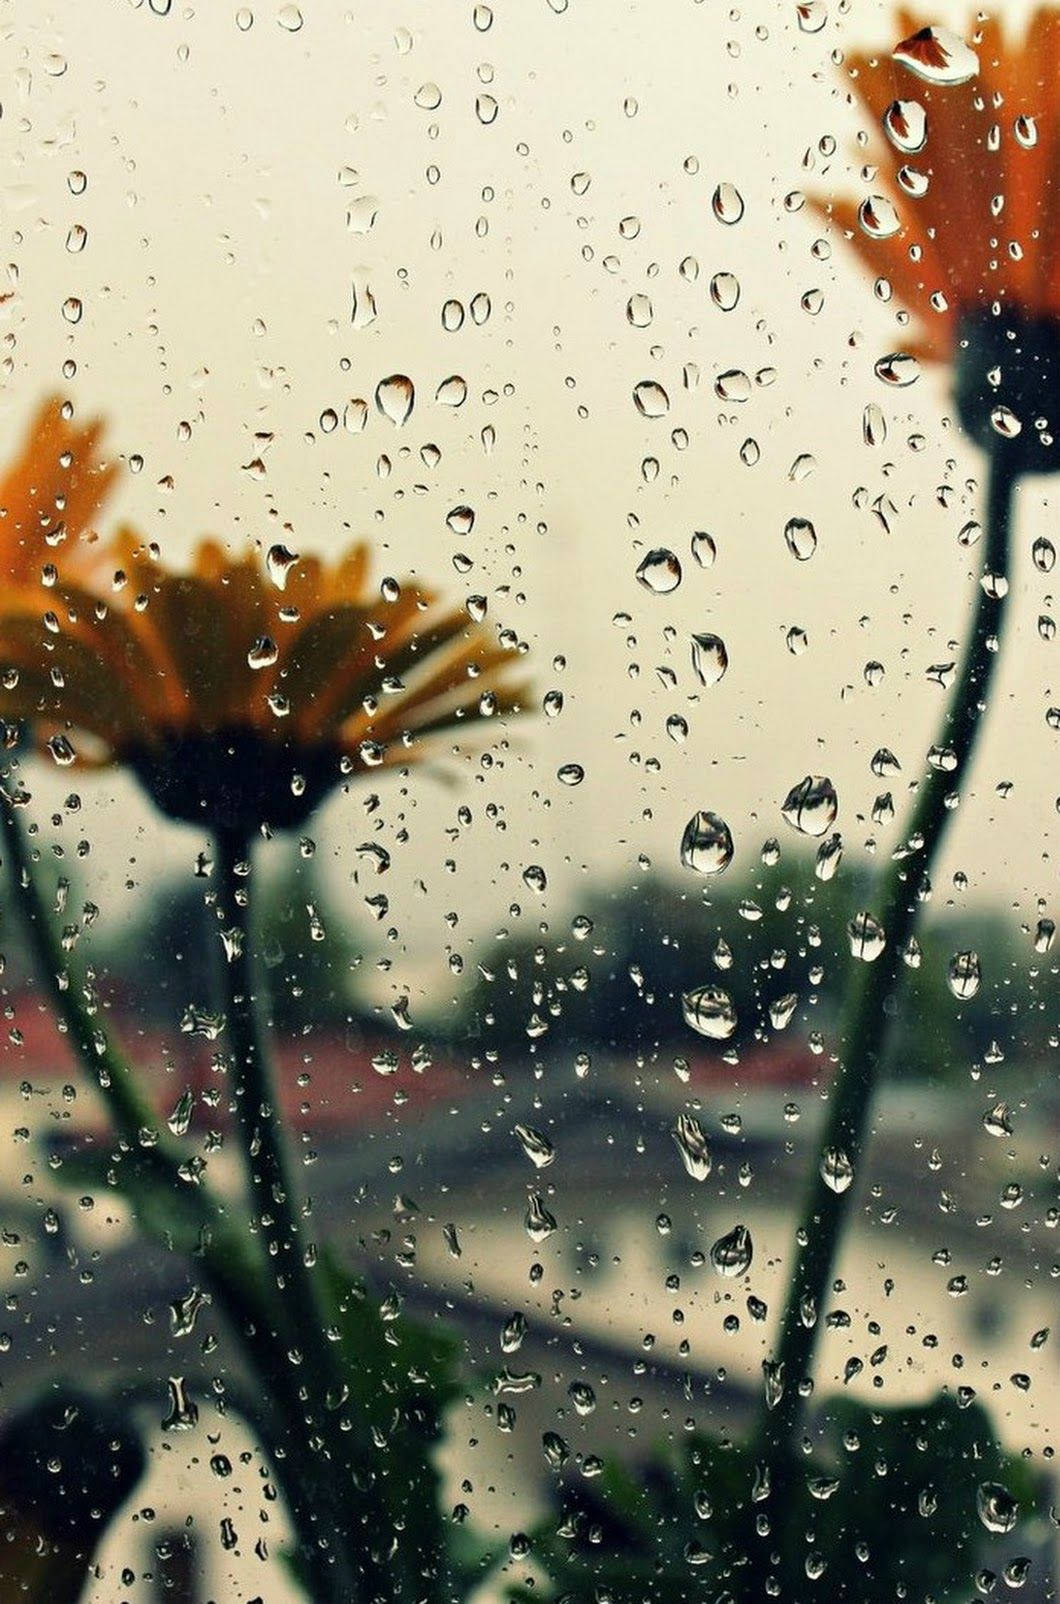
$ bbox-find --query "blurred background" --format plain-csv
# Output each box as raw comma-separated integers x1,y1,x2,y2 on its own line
0,0,1056,1597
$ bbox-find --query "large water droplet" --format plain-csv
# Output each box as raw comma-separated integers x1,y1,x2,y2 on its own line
633,379,670,418
435,374,468,407
976,1482,1019,1535
710,1224,753,1277
712,182,745,224
514,1124,555,1168
682,985,737,1039
680,810,734,874
691,632,728,686
672,1113,711,1181
781,774,838,836
710,272,740,311
375,374,415,425
884,98,927,152
784,516,817,560
858,194,901,239
893,25,979,87
848,911,886,962
820,1146,854,1193
636,548,682,593
874,352,921,387
525,1193,557,1242
947,949,981,999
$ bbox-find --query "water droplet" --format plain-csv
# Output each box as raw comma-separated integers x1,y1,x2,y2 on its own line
781,774,837,836
633,379,670,418
976,1482,1019,1535
501,1312,526,1353
820,1147,854,1193
863,403,887,445
991,404,1022,439
814,832,843,881
568,1380,596,1415
626,293,653,327
784,516,817,560
375,373,415,425
769,992,798,1030
711,1224,753,1277
712,182,745,224
691,632,728,686
710,272,740,311
680,810,734,874
796,2,827,34
266,543,299,589
982,1102,1013,1137
681,985,737,1039
884,98,927,153
414,81,442,110
557,762,584,786
476,93,499,124
522,864,547,893
636,548,682,593
947,949,981,999
514,1124,555,1169
874,352,921,387
277,3,303,30
786,625,808,655
247,635,278,670
672,1113,712,1181
162,1376,199,1432
47,734,76,766
848,910,886,962
715,368,752,404
893,25,979,87
1014,114,1037,149
858,194,901,239
525,1193,557,1242
167,1089,195,1137
435,374,468,407
441,298,464,331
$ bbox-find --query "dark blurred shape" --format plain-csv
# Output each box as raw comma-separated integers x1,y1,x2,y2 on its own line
0,1384,145,1602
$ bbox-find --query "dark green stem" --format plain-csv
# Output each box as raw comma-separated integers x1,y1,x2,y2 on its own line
758,448,1018,1465
1,785,167,1151
213,825,368,1604
0,783,356,1602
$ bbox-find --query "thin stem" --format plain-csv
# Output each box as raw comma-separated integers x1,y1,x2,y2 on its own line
0,782,355,1601
213,825,366,1604
758,447,1018,1463
1,784,166,1151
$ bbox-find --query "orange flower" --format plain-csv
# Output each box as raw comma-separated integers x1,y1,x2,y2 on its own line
0,523,528,830
0,397,118,584
818,9,1060,363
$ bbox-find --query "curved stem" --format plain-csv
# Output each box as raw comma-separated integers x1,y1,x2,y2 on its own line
0,784,167,1151
758,448,1018,1464
0,783,356,1600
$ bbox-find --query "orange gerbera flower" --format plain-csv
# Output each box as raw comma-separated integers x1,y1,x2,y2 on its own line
0,524,528,830
818,10,1060,462
0,397,118,584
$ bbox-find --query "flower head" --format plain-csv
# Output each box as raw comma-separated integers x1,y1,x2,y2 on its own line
0,519,528,831
0,397,118,584
818,10,1060,462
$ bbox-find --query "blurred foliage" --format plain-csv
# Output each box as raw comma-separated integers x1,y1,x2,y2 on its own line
281,1252,498,1604
515,1392,1046,1604
86,847,373,1032
456,854,1040,1081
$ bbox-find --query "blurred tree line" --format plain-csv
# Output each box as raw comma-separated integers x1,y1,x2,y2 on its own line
455,850,1045,1083
2,842,1048,1084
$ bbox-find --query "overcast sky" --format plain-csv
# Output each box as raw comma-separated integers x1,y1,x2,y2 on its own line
3,0,1056,1018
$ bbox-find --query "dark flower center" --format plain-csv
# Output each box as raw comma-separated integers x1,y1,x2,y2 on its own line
126,727,348,832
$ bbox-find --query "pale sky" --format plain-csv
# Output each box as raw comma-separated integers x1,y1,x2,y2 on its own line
3,0,1057,1015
